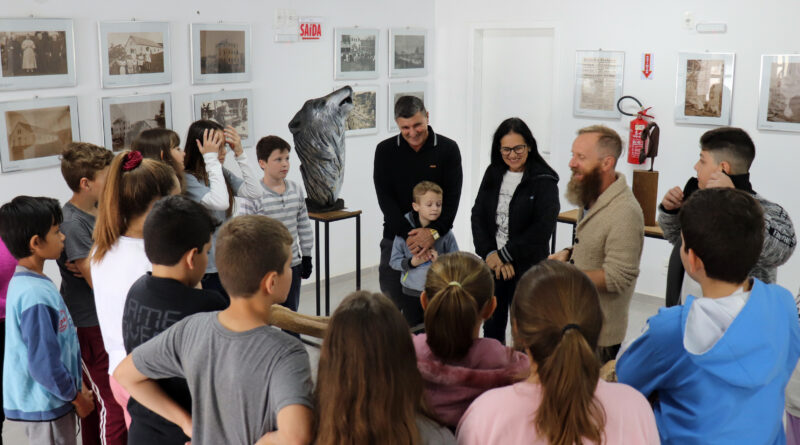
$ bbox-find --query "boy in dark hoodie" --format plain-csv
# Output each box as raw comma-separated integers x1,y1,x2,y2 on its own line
617,188,800,445
390,180,458,327
658,127,796,306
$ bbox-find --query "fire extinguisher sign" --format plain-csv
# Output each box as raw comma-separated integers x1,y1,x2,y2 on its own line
641,53,654,80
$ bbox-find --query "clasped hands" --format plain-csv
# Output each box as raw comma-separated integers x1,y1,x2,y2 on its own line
486,251,515,280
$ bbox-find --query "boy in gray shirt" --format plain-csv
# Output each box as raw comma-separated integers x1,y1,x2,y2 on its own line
114,215,314,445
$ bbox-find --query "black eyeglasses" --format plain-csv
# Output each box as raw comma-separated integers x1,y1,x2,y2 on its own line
500,144,528,156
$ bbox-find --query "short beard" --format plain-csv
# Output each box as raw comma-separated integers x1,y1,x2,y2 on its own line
566,166,603,208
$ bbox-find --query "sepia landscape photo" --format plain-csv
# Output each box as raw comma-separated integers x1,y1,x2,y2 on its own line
200,97,249,139
346,90,376,131
199,30,245,74
340,33,376,72
0,31,68,77
107,31,164,76
684,59,725,118
766,61,800,123
393,35,424,69
5,105,72,161
109,99,166,150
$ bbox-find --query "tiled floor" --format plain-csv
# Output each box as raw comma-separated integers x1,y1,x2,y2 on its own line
3,266,664,444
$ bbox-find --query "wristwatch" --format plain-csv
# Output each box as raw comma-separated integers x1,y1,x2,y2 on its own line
429,228,440,240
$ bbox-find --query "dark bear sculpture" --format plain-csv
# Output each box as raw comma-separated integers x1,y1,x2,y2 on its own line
288,86,354,212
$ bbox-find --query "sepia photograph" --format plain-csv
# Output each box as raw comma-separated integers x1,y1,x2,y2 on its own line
193,89,254,146
200,30,245,74
0,19,75,90
684,59,724,117
334,28,379,80
389,28,427,77
99,21,171,88
191,24,251,84
758,55,800,132
345,86,378,136
0,96,79,172
102,93,172,151
674,52,734,125
388,82,427,131
573,50,624,118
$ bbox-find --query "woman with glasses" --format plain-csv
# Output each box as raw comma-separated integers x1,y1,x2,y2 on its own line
470,117,560,343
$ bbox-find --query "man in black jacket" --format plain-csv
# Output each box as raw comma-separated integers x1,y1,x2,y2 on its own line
373,96,462,322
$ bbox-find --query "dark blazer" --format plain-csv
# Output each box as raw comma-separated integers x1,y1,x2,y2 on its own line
471,160,560,274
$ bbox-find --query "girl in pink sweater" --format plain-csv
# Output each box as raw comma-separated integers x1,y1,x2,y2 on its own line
456,260,659,444
414,252,529,428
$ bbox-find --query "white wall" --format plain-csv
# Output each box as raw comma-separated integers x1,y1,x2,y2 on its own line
1,0,434,285
434,0,800,298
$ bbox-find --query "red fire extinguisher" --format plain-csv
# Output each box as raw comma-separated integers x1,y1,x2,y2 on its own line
617,96,654,165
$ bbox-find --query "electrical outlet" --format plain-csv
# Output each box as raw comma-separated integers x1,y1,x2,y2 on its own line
682,11,695,30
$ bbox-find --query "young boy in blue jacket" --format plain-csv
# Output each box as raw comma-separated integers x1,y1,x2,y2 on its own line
0,196,94,444
617,188,800,445
390,181,458,326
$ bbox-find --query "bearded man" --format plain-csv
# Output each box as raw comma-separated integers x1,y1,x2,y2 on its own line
550,125,644,363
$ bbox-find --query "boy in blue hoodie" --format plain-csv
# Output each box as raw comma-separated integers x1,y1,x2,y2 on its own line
0,196,94,444
617,188,800,444
389,180,458,326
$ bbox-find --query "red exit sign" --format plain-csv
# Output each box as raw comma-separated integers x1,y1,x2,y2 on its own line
300,20,322,40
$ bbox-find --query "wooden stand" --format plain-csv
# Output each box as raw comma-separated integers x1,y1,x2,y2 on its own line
307,209,362,316
632,170,659,226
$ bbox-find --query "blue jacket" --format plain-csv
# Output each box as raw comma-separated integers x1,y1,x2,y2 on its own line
617,279,800,444
389,212,459,294
4,267,81,421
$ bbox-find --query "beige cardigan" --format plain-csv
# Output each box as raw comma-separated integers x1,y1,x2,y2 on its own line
572,173,644,346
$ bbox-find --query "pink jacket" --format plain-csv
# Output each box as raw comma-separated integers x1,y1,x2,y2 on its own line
0,240,16,319
413,334,529,428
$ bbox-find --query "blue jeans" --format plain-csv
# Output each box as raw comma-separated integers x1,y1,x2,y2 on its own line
279,265,302,338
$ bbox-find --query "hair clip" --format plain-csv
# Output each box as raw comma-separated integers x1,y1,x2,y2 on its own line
122,150,143,171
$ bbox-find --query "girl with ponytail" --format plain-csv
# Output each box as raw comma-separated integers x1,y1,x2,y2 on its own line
91,150,178,426
182,120,261,298
415,252,529,428
457,260,658,444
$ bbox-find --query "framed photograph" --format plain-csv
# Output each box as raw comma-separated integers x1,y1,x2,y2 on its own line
98,21,171,88
190,23,251,84
757,55,800,132
0,96,79,172
389,28,427,77
0,18,76,90
193,89,254,147
343,85,378,136
573,50,624,118
334,28,379,80
101,93,172,151
388,81,427,132
674,52,735,125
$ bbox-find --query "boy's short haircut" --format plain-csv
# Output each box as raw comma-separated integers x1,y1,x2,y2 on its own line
699,127,756,174
412,180,443,202
256,136,291,163
143,195,218,266
0,196,63,260
60,142,114,192
215,215,293,297
679,188,764,284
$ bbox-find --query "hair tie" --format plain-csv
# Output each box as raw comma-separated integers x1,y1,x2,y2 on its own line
122,151,143,171
447,281,462,288
561,323,581,336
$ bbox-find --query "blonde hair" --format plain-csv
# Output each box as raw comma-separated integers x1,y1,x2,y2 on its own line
92,151,176,262
577,125,622,160
412,180,443,203
423,252,494,361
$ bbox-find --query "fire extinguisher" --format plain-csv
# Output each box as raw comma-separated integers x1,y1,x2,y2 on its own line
617,96,654,165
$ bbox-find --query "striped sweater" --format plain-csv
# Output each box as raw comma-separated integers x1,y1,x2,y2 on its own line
237,179,313,266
